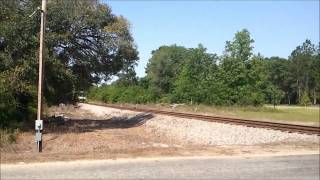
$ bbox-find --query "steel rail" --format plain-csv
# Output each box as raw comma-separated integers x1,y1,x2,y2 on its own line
86,102,320,135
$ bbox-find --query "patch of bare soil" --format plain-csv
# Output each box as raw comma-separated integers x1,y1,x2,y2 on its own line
1,104,319,164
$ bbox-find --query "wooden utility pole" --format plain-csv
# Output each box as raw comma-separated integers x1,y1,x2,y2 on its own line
36,0,47,153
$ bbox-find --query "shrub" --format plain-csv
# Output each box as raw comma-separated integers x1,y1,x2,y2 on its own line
300,91,311,107
87,85,158,104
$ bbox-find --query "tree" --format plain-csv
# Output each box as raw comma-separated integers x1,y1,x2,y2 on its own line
289,39,317,104
245,54,269,106
0,0,138,128
172,45,219,104
265,56,293,104
225,29,254,64
265,85,284,109
309,44,320,104
220,29,262,105
46,0,138,90
145,45,188,95
114,67,138,87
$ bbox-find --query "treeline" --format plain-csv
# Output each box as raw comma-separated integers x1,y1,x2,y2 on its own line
89,29,320,106
0,0,138,128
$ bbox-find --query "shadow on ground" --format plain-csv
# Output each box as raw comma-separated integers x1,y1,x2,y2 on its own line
43,113,154,133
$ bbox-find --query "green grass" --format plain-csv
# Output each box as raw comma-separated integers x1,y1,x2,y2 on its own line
123,103,319,126
178,105,319,126
232,107,319,124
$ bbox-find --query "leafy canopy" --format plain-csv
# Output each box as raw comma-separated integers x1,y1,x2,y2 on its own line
0,0,138,128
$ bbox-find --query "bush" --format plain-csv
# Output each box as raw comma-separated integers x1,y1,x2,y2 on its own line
0,76,36,129
87,85,158,104
300,91,311,107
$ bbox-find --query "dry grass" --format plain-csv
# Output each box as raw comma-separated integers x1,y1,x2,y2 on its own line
1,105,182,163
0,129,19,148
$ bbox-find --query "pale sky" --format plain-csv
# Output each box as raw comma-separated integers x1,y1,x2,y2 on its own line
104,0,320,77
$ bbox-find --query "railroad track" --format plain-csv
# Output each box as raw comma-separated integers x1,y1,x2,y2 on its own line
86,102,320,135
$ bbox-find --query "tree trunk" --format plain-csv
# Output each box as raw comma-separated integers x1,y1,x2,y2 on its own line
313,89,317,105
297,80,300,104
298,88,301,103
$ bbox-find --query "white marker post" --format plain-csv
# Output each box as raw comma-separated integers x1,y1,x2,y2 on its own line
36,0,47,153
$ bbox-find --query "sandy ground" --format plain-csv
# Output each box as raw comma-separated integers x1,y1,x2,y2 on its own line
1,104,319,164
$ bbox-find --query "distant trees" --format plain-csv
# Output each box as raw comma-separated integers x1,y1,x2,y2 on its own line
220,29,267,105
265,56,292,104
288,40,319,104
172,44,220,104
145,45,188,95
89,29,319,107
0,0,138,128
264,40,320,105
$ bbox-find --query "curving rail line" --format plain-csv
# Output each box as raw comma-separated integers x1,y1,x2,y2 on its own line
85,102,320,135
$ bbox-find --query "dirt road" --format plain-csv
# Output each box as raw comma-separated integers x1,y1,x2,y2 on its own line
2,154,319,179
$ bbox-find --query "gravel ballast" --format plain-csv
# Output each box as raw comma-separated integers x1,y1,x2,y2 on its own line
80,103,319,146
143,115,319,146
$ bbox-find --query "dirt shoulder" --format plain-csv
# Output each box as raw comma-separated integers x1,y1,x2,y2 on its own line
1,104,319,164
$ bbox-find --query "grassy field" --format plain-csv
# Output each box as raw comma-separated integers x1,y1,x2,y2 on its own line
115,103,319,126
229,106,319,125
